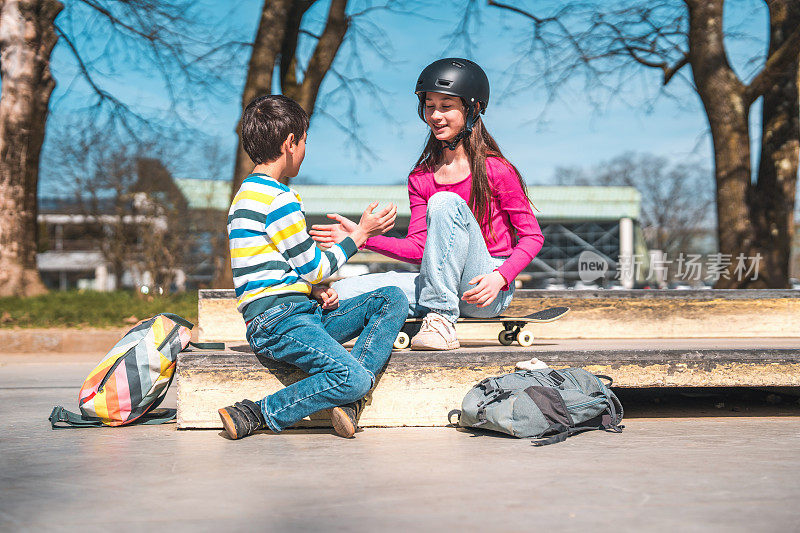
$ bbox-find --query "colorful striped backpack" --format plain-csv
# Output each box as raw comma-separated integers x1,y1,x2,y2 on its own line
49,313,222,428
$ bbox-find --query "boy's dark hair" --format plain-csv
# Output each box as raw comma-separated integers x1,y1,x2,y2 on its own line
241,95,309,164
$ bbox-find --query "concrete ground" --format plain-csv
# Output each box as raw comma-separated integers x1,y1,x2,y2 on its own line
2,353,800,532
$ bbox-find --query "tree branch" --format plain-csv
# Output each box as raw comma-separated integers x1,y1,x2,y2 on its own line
745,25,800,104
299,29,321,40
663,52,689,85
279,1,310,90
294,0,349,115
487,0,555,24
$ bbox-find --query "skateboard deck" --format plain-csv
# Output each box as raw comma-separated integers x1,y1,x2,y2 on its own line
393,306,569,349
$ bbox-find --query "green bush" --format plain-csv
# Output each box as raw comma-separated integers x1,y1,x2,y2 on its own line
0,290,198,329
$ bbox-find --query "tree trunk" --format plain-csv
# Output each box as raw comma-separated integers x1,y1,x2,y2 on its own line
0,0,63,296
231,0,295,196
212,0,294,289
686,0,756,288
749,0,800,288
282,0,348,115
214,0,349,288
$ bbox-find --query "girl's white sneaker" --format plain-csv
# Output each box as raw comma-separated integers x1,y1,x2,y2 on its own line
410,312,460,351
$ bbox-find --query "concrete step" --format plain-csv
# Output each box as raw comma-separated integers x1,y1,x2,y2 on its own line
176,338,800,429
197,289,800,342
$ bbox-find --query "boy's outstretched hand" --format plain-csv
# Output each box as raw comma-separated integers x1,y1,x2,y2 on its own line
311,285,339,310
311,202,396,249
310,213,357,249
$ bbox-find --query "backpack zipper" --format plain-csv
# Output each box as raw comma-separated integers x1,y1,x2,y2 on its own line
568,396,607,410
96,346,135,393
157,323,182,352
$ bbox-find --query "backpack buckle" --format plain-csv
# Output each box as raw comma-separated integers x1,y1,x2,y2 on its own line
478,378,497,395
50,406,70,422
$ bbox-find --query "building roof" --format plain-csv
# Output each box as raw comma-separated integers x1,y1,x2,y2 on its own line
37,251,105,272
526,186,641,221
174,178,232,211
174,179,641,221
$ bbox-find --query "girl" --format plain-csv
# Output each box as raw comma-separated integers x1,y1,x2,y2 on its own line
310,58,544,351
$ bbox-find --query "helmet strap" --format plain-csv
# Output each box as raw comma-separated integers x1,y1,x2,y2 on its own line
443,103,476,151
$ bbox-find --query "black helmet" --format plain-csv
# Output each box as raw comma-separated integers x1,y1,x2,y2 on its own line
415,58,490,149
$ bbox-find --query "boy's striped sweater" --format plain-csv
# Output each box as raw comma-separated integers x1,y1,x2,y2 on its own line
227,173,358,321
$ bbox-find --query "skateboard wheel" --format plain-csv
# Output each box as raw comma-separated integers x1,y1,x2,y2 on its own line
499,330,515,346
394,331,410,350
517,330,534,347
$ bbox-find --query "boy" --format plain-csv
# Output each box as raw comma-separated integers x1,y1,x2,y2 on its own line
219,95,408,439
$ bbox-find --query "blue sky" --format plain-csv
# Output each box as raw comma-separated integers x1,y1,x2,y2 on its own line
41,0,770,193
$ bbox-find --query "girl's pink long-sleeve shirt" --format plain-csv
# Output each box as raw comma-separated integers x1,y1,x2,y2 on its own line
365,156,544,286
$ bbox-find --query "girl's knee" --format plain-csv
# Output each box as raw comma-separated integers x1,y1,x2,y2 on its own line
427,191,465,215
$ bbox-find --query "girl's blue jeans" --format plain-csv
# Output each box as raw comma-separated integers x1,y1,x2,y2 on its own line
245,286,408,432
332,191,515,323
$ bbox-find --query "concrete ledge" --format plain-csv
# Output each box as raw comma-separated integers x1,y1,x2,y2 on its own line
0,326,201,353
0,328,128,353
198,288,800,341
176,338,800,429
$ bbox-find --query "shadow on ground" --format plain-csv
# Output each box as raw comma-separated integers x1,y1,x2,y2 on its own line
617,386,800,418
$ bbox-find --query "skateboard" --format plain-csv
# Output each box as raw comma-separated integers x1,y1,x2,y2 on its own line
393,306,570,349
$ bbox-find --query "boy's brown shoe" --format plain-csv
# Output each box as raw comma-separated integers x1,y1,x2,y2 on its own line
330,398,367,438
218,399,266,440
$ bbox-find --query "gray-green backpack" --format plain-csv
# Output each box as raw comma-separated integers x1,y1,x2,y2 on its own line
450,368,624,446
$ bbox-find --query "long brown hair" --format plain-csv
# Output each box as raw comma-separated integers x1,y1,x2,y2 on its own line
413,113,532,242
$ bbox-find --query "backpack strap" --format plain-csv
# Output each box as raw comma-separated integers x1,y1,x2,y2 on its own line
187,341,226,350
49,406,104,429
531,415,624,446
595,374,614,387
474,389,512,426
158,313,225,350
49,406,177,429
531,424,597,446
161,313,194,329
447,409,461,425
137,409,177,425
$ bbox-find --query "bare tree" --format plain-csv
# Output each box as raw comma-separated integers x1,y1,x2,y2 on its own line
216,0,400,287
555,152,714,257
47,124,192,292
0,0,228,296
231,0,399,193
131,158,189,293
486,0,800,288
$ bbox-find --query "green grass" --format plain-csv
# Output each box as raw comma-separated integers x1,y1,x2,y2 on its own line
0,290,198,329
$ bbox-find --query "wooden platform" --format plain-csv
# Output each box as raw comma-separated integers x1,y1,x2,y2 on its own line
176,338,800,429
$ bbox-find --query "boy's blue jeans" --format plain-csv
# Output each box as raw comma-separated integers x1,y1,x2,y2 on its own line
245,286,408,432
333,191,515,323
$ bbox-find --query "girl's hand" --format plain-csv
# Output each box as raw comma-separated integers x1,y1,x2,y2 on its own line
311,285,339,310
461,271,508,308
350,202,397,246
310,214,357,250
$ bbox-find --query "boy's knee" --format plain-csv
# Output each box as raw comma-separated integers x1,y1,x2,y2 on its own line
427,191,465,216
339,365,373,403
371,286,409,320
381,285,409,307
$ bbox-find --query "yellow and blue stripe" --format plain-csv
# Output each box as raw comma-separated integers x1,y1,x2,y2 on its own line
228,173,358,314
